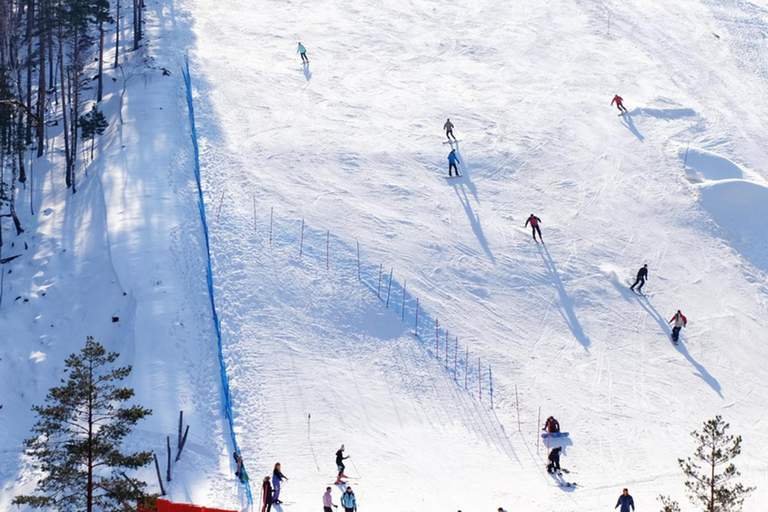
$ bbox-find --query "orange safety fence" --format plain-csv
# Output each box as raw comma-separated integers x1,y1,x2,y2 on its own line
139,498,239,512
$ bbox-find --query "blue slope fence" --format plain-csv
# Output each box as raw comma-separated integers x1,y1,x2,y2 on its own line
182,56,253,505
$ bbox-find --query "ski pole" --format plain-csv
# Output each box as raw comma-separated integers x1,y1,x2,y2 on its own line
349,455,361,478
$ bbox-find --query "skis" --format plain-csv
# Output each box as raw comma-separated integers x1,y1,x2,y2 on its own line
442,139,462,144
548,468,577,487
445,174,462,179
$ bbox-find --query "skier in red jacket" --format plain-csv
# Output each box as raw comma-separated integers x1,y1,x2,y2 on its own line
611,94,628,114
669,310,687,343
525,214,543,242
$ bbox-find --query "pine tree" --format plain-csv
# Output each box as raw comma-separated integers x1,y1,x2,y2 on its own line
79,105,108,159
13,337,156,512
657,494,681,512
676,416,754,512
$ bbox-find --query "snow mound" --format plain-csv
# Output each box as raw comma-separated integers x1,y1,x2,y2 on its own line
685,148,745,181
699,180,768,274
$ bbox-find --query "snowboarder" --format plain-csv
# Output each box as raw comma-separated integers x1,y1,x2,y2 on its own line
448,149,461,177
233,452,244,480
444,118,456,140
323,486,339,512
525,214,543,242
272,462,288,504
335,445,349,484
297,42,309,63
615,488,635,512
261,476,273,512
612,94,628,113
669,310,687,343
547,446,562,474
543,416,560,433
341,485,357,512
629,264,648,293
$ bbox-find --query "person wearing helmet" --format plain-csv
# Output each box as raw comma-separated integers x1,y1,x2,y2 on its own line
669,310,687,343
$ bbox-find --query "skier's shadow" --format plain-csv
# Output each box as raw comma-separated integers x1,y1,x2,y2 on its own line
302,62,312,81
620,111,644,142
448,143,494,263
634,295,722,397
537,244,591,350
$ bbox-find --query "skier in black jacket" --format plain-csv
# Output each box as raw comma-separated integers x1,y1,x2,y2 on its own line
629,264,648,293
547,447,562,473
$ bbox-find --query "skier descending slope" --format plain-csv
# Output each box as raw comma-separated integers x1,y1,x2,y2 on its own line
335,444,349,484
612,94,628,114
629,264,648,293
444,118,457,140
447,149,462,177
525,214,543,243
669,310,687,343
297,42,309,63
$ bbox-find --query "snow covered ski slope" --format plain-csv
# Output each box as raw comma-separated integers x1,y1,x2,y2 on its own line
187,0,768,509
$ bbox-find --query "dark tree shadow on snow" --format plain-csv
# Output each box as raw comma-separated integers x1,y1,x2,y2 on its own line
619,111,644,142
537,244,591,351
302,62,312,81
634,295,722,397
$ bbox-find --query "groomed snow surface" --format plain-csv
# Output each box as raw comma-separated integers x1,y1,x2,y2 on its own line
3,0,768,511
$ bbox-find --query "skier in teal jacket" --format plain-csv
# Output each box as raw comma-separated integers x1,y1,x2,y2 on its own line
297,42,309,63
340,486,357,512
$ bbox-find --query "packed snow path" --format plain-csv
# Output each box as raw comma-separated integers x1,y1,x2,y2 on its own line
188,0,768,509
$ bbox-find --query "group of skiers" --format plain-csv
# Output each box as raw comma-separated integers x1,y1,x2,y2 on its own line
258,462,288,511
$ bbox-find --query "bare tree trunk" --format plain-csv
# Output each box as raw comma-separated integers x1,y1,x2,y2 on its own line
25,0,34,145
97,21,104,102
36,0,45,157
114,0,120,68
58,30,71,189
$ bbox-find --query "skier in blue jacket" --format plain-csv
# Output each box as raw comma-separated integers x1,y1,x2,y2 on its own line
297,42,309,63
615,488,635,512
448,149,461,177
341,486,357,512
272,462,288,504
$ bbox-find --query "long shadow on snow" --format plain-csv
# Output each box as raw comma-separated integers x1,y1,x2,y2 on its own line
537,243,590,351
302,61,312,81
448,143,494,263
633,294,722,397
619,112,644,142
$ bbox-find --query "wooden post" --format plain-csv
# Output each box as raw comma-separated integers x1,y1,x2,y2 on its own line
414,298,419,335
326,230,330,270
176,425,190,462
489,365,493,409
478,357,481,400
269,206,273,246
356,241,361,281
166,436,172,482
435,319,439,358
177,411,183,449
445,331,449,368
385,268,393,308
515,385,521,431
401,280,407,320
537,406,541,454
464,347,468,390
454,336,458,379
154,453,166,495
377,264,383,298
299,219,305,258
